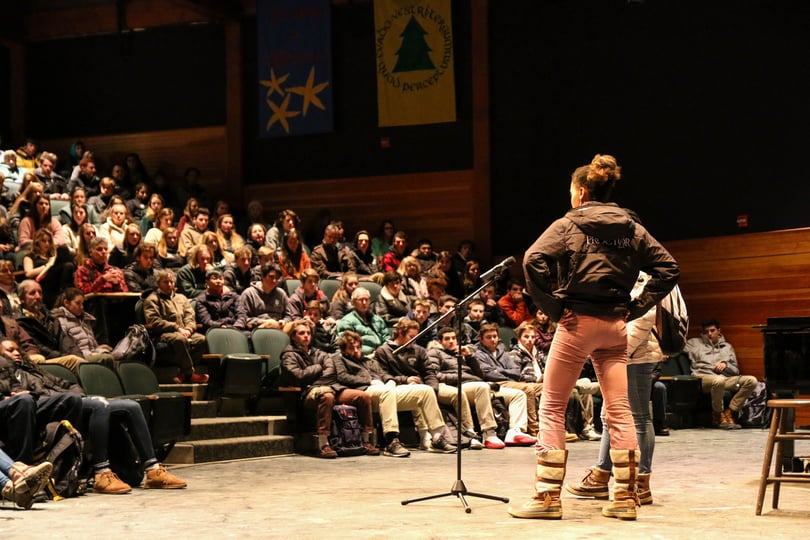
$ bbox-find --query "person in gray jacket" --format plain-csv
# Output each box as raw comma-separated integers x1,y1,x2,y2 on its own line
239,263,287,330
686,318,758,429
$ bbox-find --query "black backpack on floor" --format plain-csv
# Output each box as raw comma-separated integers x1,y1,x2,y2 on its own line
329,404,366,456
34,420,86,500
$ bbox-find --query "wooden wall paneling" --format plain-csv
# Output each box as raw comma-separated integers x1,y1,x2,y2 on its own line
37,126,228,199
243,170,476,251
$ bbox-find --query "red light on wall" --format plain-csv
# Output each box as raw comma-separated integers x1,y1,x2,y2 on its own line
380,137,391,149
737,214,749,228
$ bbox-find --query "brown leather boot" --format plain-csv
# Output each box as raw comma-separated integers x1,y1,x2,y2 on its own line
637,473,653,505
508,449,567,519
565,466,610,499
602,449,641,520
723,409,741,429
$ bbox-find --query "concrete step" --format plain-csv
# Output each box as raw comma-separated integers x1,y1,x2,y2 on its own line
180,416,289,441
165,434,295,464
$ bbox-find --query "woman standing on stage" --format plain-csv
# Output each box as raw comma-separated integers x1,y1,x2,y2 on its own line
509,154,679,521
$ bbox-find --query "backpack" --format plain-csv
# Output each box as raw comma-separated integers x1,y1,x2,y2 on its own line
491,395,510,441
328,404,366,457
112,324,156,365
737,381,773,428
34,420,86,500
439,404,472,449
652,284,689,356
108,420,145,487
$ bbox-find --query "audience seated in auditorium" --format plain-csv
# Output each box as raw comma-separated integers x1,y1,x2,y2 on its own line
371,219,395,258
497,279,533,328
302,300,337,353
108,223,142,269
413,238,439,277
277,228,310,280
265,209,302,253
179,207,210,257
380,230,408,273
17,194,66,252
327,272,358,321
201,230,232,268
336,287,390,357
74,237,128,294
240,263,287,330
333,330,418,457
280,319,379,459
223,245,260,295
0,338,187,494
156,226,185,271
22,229,75,308
34,151,68,200
176,244,212,299
310,223,355,280
195,268,246,332
686,318,759,430
474,322,541,441
67,156,100,197
215,213,244,257
125,182,149,223
123,243,159,293
14,280,86,371
51,288,116,364
285,268,330,322
143,269,208,384
372,271,411,328
139,193,165,236
426,326,507,449
87,177,116,224
348,230,378,277
143,207,174,247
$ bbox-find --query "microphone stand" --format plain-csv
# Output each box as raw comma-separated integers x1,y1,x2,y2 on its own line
400,261,511,513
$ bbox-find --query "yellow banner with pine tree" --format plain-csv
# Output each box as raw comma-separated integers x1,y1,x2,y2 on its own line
374,0,456,127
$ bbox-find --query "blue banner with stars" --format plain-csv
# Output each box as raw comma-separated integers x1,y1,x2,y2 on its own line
257,0,333,138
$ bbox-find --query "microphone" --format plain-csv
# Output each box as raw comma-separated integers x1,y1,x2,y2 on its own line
480,256,516,281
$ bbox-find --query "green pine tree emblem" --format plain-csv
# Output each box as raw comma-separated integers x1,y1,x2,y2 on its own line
393,16,436,73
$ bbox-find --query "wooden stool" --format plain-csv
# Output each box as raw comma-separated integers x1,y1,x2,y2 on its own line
756,398,810,515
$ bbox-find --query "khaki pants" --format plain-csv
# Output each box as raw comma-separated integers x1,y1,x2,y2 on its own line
366,383,445,435
501,381,543,435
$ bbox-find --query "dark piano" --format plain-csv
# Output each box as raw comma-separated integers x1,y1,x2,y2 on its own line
756,316,810,472
757,316,810,396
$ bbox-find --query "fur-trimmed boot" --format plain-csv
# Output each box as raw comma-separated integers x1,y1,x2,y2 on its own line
602,449,641,520
637,473,653,505
565,466,610,499
508,449,567,519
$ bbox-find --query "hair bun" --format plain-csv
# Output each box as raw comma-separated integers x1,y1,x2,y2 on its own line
587,154,621,184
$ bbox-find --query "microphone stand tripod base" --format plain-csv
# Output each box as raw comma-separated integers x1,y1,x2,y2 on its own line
401,479,509,514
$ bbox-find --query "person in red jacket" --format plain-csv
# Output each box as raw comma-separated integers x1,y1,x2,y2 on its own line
74,237,128,294
497,280,533,328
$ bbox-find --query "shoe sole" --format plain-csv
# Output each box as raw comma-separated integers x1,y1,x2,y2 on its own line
428,446,457,454
508,508,563,519
564,485,609,499
144,483,187,489
383,452,410,457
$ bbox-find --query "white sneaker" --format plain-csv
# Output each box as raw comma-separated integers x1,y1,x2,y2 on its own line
505,428,537,446
581,427,602,441
418,431,432,451
468,438,483,450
